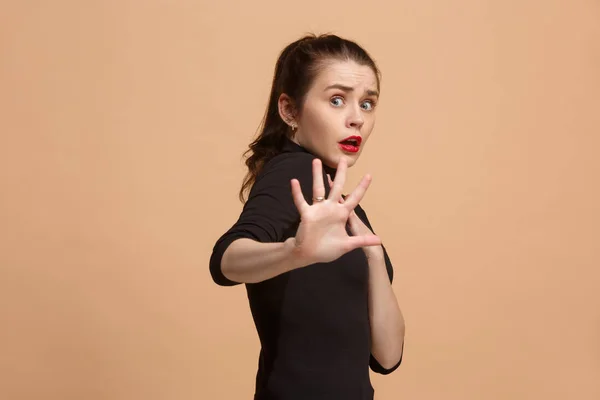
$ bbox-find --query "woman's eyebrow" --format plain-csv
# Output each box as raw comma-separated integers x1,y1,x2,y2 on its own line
324,84,379,97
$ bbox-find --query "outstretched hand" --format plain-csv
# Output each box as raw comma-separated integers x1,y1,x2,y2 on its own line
289,157,381,265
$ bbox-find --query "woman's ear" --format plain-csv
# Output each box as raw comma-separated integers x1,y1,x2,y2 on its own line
278,93,297,127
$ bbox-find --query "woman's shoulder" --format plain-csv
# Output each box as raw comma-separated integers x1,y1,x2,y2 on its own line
245,151,317,203
256,151,316,184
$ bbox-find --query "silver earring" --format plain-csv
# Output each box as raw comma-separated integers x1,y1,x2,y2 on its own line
291,123,297,132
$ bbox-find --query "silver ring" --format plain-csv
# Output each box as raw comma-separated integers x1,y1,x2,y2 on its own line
313,196,325,202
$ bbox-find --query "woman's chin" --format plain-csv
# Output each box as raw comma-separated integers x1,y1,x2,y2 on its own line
334,155,359,169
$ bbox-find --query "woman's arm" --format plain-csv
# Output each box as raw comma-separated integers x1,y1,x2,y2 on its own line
220,237,308,284
365,247,405,370
209,153,315,287
338,192,405,374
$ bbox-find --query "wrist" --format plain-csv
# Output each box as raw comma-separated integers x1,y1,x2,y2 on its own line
283,237,311,271
363,245,384,262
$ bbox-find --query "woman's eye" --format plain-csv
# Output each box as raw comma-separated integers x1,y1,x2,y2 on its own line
330,97,344,107
361,100,375,111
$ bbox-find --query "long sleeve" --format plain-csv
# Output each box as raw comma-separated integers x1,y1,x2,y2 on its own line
209,152,323,286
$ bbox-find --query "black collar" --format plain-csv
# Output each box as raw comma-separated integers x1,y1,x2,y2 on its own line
281,136,338,178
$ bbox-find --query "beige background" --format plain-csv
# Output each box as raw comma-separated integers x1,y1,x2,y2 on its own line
1,1,599,399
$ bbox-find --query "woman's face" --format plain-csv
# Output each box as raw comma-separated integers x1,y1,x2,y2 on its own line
287,60,379,169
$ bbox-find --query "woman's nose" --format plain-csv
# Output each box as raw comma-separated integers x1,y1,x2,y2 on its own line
347,107,364,129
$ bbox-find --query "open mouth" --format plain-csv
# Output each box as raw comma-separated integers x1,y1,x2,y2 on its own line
339,136,362,153
340,139,360,146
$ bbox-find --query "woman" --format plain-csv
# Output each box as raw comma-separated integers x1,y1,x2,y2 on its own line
209,33,405,400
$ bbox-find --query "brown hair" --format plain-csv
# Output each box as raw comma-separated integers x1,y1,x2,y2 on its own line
238,33,381,203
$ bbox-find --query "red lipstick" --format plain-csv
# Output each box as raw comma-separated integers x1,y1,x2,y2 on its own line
338,135,362,153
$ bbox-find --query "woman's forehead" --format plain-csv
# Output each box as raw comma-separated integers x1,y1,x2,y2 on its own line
312,60,378,92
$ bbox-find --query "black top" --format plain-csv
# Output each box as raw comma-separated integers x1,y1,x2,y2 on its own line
209,136,401,400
